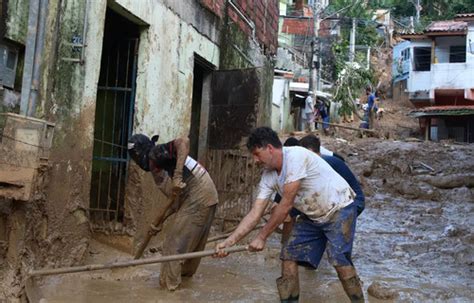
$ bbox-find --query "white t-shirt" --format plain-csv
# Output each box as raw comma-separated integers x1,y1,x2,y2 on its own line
304,96,314,114
320,146,333,156
257,146,354,223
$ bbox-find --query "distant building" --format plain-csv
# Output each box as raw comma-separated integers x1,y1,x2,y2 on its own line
393,14,474,143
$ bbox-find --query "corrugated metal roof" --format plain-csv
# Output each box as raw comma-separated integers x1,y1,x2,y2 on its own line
409,105,474,118
398,32,427,39
455,13,474,18
425,20,467,33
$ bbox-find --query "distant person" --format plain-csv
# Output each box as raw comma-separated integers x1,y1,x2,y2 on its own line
315,100,330,135
366,85,376,129
303,91,315,131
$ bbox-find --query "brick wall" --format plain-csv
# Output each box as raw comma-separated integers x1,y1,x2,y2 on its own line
200,0,279,54
200,0,225,18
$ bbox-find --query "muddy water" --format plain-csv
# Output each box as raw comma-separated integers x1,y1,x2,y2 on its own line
31,239,388,303
30,139,474,302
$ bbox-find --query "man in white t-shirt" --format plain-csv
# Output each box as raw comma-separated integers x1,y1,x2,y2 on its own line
214,127,364,302
303,91,315,131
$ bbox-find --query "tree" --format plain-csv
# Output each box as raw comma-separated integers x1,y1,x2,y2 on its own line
367,0,474,19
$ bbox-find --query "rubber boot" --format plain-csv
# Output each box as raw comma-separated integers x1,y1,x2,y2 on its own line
339,274,364,303
276,276,299,303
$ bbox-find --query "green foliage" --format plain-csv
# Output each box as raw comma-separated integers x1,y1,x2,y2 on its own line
367,0,474,20
331,55,376,117
327,0,372,19
356,23,380,46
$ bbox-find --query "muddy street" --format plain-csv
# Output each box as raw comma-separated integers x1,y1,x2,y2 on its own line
2,0,474,302
25,138,473,302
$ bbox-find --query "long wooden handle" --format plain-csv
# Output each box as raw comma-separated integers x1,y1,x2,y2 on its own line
29,245,249,277
206,224,265,243
134,193,178,259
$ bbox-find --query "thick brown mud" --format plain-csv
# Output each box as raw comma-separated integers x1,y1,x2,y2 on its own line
21,138,474,302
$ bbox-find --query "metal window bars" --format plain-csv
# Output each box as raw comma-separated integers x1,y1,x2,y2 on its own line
89,37,138,232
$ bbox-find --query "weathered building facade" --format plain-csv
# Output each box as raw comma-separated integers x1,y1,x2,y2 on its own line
0,0,279,300
394,15,474,143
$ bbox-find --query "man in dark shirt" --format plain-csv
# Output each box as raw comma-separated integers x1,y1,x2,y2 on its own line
299,134,365,216
128,134,218,290
366,85,376,129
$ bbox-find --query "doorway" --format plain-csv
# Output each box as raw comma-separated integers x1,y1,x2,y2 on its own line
89,9,140,228
189,55,213,163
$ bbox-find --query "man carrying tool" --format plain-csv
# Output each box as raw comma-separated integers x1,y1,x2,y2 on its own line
214,127,364,302
128,134,218,291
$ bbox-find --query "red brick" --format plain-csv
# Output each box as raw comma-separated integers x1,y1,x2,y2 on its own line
228,8,239,23
200,0,224,18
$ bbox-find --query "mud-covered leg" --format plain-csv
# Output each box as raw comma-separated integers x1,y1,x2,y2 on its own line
181,205,216,277
159,260,183,291
159,206,204,290
277,260,300,302
335,265,364,303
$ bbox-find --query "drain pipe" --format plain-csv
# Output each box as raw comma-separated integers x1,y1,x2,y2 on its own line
27,0,49,117
228,0,256,40
20,0,40,116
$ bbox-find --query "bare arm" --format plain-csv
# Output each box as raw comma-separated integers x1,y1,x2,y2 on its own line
172,136,190,187
214,198,269,256
249,180,300,251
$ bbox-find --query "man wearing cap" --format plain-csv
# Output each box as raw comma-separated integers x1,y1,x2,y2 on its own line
128,134,218,291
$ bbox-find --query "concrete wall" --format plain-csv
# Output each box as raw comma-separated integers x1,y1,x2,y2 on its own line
430,62,474,90
1,3,278,293
406,32,474,97
2,0,95,279
1,0,222,297
467,22,474,64
4,0,29,43
271,77,294,132
114,0,220,141
434,36,465,63
407,39,432,93
271,78,284,131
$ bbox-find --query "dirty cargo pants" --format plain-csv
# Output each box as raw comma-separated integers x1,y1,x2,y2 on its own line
159,203,216,290
159,172,218,291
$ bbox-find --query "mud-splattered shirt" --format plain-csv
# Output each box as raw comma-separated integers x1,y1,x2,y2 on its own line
257,146,355,223
149,141,216,207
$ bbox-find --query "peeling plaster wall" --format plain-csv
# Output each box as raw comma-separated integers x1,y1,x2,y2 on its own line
2,0,222,276
1,2,276,294
1,2,107,299
109,0,221,250
114,0,220,142
4,0,29,44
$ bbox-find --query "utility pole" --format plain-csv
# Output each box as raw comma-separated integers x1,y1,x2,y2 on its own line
317,41,322,90
309,2,320,92
416,0,421,25
349,18,356,62
412,0,421,26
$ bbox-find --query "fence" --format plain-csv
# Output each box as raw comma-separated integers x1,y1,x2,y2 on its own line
206,149,260,228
